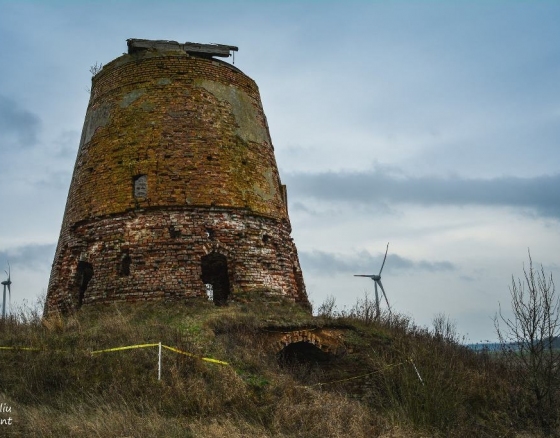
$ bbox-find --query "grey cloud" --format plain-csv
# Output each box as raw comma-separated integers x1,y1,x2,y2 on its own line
290,201,350,218
300,249,455,277
0,95,41,149
0,244,56,271
55,130,80,158
285,167,560,219
290,202,322,216
34,170,72,190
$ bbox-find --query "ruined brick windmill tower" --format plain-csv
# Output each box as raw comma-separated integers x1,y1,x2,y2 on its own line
45,39,309,315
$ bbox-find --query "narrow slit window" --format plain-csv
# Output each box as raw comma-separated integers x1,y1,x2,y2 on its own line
120,253,131,276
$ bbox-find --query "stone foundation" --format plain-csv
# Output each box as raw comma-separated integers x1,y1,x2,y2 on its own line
46,207,307,314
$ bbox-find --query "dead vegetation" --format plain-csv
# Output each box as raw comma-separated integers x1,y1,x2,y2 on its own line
0,295,555,437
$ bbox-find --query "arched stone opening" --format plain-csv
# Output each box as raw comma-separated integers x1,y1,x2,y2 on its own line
277,341,332,366
76,261,94,308
201,252,230,306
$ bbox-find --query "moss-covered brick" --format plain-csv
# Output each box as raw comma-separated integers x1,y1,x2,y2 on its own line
46,42,309,315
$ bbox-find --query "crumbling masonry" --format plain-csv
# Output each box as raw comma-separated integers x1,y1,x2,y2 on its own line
45,39,310,314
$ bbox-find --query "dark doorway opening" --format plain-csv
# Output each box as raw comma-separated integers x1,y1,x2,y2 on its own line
76,261,94,308
201,252,230,306
277,341,333,382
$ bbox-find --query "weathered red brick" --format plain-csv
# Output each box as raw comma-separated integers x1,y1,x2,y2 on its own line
46,41,309,314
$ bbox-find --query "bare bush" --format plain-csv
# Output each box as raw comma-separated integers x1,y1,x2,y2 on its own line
317,295,337,318
348,290,379,324
432,312,460,344
89,62,103,76
495,251,560,435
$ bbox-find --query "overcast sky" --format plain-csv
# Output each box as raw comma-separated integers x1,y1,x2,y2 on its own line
1,0,559,342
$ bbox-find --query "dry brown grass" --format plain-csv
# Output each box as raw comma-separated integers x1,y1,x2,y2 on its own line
0,297,554,437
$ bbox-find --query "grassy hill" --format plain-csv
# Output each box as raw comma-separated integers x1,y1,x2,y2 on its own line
0,296,551,437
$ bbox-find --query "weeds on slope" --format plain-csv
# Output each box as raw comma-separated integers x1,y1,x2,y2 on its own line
0,294,550,437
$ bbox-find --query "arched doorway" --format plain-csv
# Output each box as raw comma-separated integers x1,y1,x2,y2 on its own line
201,252,230,305
277,341,332,366
277,341,333,381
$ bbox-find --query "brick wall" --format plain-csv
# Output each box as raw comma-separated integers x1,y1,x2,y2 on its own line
46,45,309,314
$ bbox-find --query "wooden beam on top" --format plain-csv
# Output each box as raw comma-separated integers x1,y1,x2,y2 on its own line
127,39,238,58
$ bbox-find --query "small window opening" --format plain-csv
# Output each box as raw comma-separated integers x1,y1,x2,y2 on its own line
262,234,270,243
205,228,215,240
206,155,213,161
169,226,181,239
201,252,230,306
133,174,148,198
76,261,94,308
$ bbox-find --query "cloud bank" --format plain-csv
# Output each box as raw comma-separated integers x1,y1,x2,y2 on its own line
0,95,41,149
286,167,560,219
0,244,56,271
300,249,455,277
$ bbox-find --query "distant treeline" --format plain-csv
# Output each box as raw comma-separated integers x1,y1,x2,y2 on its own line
468,336,560,352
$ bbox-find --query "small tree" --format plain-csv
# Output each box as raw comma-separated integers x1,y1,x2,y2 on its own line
495,251,560,434
89,62,103,76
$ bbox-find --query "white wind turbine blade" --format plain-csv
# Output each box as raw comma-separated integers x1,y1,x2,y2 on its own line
378,242,389,276
377,279,391,315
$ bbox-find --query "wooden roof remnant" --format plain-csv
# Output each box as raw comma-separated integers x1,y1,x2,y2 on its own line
127,39,238,58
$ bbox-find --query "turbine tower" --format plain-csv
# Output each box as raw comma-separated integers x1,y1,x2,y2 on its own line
354,243,391,319
1,263,11,319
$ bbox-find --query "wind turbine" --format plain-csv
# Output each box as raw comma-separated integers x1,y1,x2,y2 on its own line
354,243,391,319
1,263,11,319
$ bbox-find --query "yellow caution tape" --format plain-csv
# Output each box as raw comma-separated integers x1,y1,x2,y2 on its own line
303,371,379,388
303,361,408,388
161,344,196,358
1,343,228,366
91,343,160,354
162,345,229,366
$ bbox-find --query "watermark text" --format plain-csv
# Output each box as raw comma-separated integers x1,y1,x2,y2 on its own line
0,403,13,425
